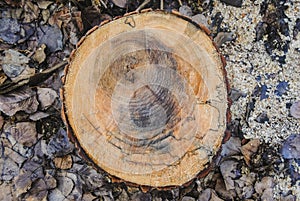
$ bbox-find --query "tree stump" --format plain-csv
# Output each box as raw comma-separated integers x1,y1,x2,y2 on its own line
63,10,229,187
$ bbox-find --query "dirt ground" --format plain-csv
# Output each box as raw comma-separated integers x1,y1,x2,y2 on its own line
0,0,299,200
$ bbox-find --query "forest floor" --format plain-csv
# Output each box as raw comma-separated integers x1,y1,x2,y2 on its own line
0,0,299,200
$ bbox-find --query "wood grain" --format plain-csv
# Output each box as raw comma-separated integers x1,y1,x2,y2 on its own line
63,11,228,187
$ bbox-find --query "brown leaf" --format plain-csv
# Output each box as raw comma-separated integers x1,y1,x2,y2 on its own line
240,139,260,166
0,88,39,116
5,122,37,147
53,155,73,170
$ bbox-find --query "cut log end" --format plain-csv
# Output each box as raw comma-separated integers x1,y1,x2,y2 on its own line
63,10,229,187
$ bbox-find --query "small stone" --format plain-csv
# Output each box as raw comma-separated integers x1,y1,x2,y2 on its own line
198,188,212,201
53,155,73,170
179,5,193,17
290,101,300,119
1,49,33,82
275,81,289,97
0,157,19,181
0,182,14,201
48,188,65,201
281,134,300,159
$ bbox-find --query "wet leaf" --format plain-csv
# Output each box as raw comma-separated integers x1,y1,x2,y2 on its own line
0,88,39,116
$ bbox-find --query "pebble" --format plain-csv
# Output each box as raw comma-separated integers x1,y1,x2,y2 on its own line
290,101,300,119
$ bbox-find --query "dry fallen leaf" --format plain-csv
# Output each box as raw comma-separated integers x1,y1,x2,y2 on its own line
111,0,127,8
4,122,37,147
37,87,58,110
1,49,34,83
32,44,46,64
240,139,260,166
53,155,73,170
0,88,39,116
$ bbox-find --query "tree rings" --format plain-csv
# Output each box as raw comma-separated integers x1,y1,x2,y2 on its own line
63,10,229,187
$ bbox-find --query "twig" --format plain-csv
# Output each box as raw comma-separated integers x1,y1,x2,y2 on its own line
160,0,164,9
136,0,151,12
178,0,182,6
0,61,68,95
